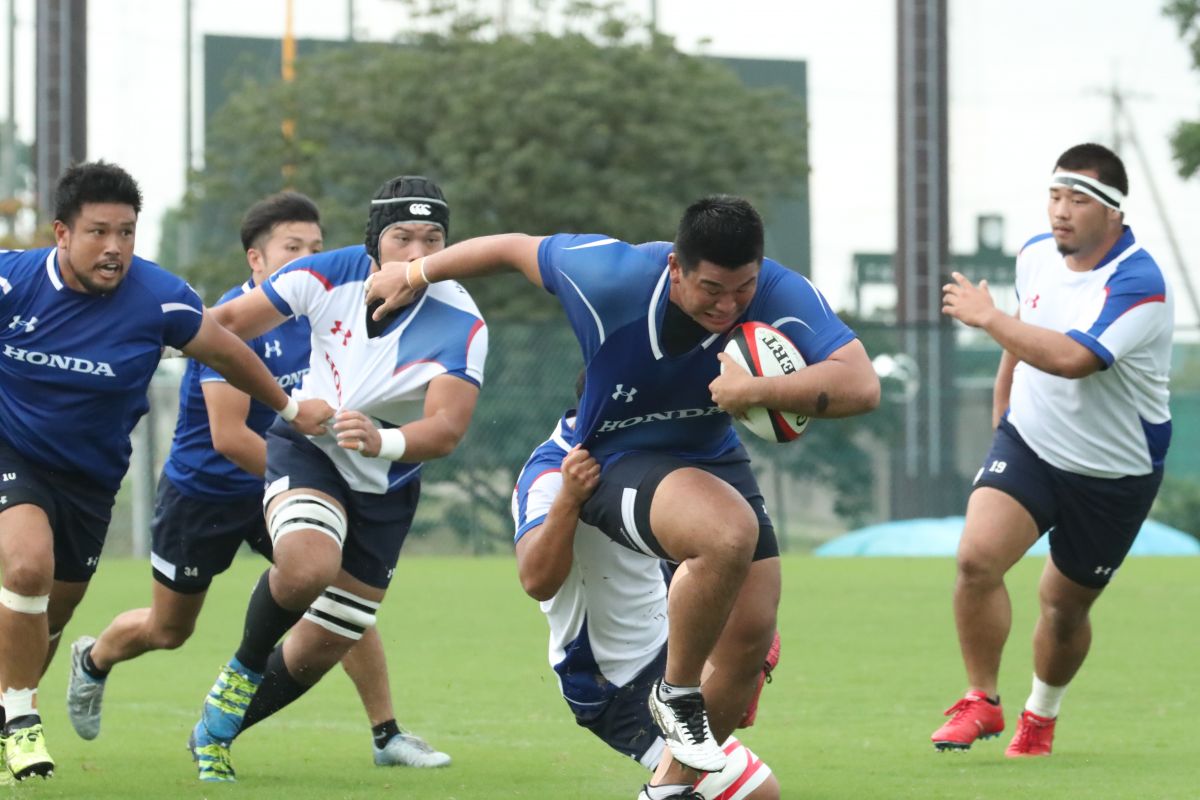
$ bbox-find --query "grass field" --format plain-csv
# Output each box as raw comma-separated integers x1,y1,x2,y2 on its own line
19,553,1200,799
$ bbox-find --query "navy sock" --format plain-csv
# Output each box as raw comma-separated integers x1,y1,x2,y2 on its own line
372,719,401,749
233,570,306,674
82,645,109,680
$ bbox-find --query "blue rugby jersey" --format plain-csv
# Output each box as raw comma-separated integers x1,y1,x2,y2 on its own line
0,247,203,489
163,279,312,499
536,235,856,464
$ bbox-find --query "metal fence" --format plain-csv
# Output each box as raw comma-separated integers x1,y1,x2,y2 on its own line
104,325,1200,560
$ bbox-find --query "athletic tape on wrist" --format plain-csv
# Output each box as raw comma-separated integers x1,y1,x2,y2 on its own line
279,395,300,422
377,428,407,461
0,587,49,614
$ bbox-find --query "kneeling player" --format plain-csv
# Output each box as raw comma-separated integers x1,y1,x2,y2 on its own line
186,176,487,781
513,412,780,800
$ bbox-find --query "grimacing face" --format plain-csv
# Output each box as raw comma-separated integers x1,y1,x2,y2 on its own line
377,223,446,265
1048,167,1120,259
54,202,137,295
249,220,324,285
667,253,760,334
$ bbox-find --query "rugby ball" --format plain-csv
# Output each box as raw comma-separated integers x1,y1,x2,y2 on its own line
721,322,810,442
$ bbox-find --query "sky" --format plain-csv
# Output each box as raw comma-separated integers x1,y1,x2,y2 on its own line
4,0,1200,327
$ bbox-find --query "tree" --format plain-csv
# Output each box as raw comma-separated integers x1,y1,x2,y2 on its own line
173,0,807,314
1166,1,1200,176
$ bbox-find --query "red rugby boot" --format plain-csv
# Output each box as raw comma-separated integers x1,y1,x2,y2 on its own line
1005,710,1055,757
931,690,1004,751
739,630,781,728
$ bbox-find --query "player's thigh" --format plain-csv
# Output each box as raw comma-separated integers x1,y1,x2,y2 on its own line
961,421,1052,576
1045,465,1162,590
338,478,420,590
581,451,758,563
150,477,265,593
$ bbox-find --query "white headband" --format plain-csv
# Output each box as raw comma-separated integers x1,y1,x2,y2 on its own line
1050,171,1124,211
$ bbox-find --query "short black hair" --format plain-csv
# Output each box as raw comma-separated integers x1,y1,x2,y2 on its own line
53,161,143,226
673,195,764,272
1054,143,1129,197
240,191,322,252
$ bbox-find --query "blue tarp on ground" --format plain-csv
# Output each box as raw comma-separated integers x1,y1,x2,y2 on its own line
814,517,1200,557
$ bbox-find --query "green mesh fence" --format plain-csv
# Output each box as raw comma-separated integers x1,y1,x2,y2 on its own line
103,327,1200,558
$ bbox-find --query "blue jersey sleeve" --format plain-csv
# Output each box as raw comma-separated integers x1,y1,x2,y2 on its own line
537,234,663,361
128,259,204,349
0,250,21,312
749,260,856,364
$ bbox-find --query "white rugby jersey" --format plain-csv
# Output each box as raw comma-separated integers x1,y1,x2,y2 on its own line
512,414,669,710
1007,228,1172,478
262,245,487,493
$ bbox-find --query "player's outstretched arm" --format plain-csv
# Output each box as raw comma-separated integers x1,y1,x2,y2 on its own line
208,286,289,341
366,234,545,320
332,374,480,462
202,381,266,476
942,271,1102,378
712,338,881,420
515,446,601,601
182,311,333,435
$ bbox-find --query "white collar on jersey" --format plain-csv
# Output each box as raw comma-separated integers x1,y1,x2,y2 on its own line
1050,171,1124,211
44,249,64,290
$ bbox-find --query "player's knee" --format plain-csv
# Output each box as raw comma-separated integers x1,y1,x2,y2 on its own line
272,557,341,603
708,501,758,565
955,547,1004,587
149,620,196,651
0,555,54,597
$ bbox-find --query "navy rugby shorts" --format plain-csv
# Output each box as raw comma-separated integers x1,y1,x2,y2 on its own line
149,474,272,593
973,419,1163,588
0,437,114,582
264,421,419,589
569,645,667,768
581,444,779,563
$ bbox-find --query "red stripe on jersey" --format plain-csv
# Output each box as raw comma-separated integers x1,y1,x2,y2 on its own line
294,268,334,291
1119,293,1166,316
465,319,485,355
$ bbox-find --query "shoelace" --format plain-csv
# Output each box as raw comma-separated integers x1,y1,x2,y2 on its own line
942,697,978,718
667,695,708,746
399,734,436,754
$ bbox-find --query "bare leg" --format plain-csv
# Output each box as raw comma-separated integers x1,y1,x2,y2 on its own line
340,625,394,726
648,468,759,688
89,582,208,670
1032,557,1102,688
953,488,1040,696
0,505,55,712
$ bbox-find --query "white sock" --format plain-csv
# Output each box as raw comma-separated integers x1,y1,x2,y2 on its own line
1025,674,1067,719
658,681,701,700
645,784,691,800
1,687,37,721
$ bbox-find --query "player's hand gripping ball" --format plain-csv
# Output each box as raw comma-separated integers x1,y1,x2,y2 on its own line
721,322,810,442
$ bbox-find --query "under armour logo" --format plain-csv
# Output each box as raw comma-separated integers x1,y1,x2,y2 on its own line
408,203,432,216
612,384,638,403
8,315,37,333
330,321,352,346
1026,294,1040,309
263,340,282,359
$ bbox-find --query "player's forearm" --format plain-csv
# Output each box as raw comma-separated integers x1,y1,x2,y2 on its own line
421,234,543,287
517,501,582,601
747,361,880,418
381,414,468,462
980,312,1097,379
199,344,290,414
212,427,267,476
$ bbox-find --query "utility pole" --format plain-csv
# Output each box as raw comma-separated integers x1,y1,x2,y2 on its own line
34,0,87,221
1093,83,1200,327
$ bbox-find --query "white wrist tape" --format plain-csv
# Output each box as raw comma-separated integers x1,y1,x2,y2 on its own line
0,587,50,614
377,428,407,461
280,395,300,422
